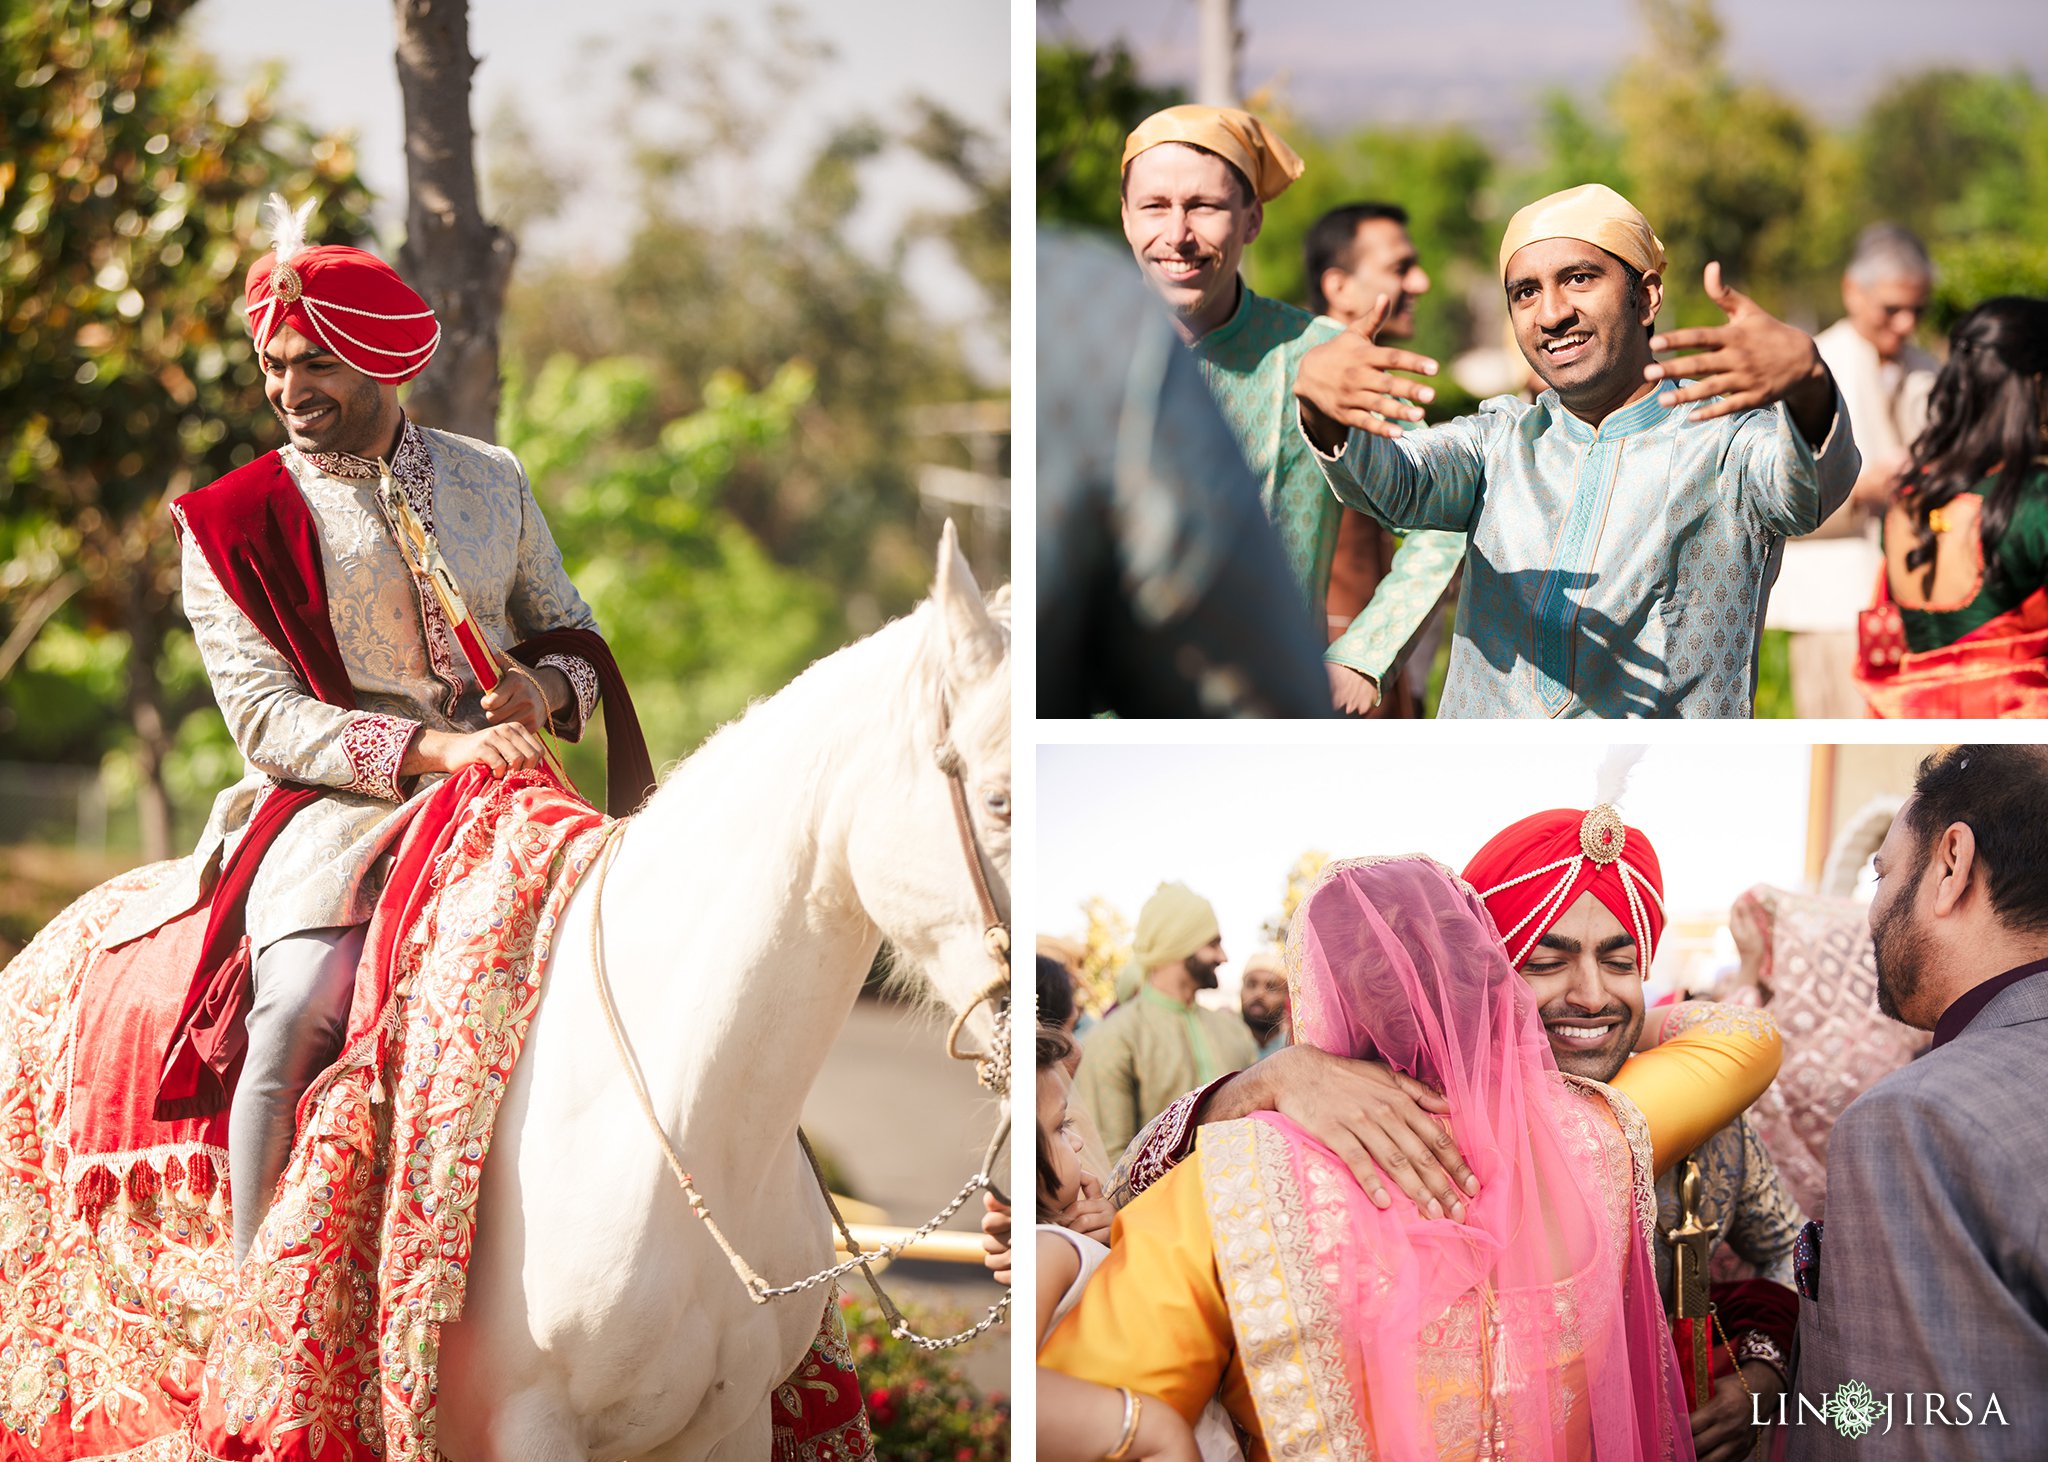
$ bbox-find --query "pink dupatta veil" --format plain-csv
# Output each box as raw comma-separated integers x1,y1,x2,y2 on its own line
1241,856,1688,1460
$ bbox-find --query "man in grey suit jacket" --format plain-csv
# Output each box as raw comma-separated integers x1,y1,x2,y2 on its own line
1791,744,2048,1459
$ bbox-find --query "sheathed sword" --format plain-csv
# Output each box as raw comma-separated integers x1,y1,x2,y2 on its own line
375,461,568,783
1663,1157,1716,1411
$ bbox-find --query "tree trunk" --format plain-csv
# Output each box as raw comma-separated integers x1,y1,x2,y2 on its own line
392,0,515,442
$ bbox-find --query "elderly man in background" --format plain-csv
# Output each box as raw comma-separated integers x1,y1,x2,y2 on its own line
1771,224,1941,717
1119,106,1459,716
1074,881,1259,1154
1305,201,1465,716
1296,182,1860,717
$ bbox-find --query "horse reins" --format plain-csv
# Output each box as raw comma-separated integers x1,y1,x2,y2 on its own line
582,708,1011,1351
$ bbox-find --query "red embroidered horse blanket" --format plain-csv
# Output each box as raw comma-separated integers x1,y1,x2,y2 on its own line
0,769,873,1460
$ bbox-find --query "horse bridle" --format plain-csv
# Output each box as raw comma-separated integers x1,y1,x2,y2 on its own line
581,700,1013,1351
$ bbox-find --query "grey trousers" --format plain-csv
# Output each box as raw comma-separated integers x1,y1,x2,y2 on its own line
228,923,363,1261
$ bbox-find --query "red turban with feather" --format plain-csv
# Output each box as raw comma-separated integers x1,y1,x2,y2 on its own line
243,196,439,382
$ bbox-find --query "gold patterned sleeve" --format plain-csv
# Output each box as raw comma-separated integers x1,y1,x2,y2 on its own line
1038,1160,1236,1426
180,530,419,800
1610,1002,1782,1177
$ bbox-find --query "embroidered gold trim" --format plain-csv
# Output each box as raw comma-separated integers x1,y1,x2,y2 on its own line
1200,1119,1374,1460
1664,1002,1779,1044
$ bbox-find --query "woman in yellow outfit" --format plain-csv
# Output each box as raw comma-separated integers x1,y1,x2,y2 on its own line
1047,813,1777,1460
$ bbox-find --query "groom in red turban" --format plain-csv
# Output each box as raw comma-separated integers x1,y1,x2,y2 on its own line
77,196,651,1272
1468,805,1797,1458
1464,803,1667,1079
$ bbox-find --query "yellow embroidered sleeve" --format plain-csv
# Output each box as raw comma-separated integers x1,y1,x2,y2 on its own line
1038,1160,1238,1427
1610,1003,1782,1177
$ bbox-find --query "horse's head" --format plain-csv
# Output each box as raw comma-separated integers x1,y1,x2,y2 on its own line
846,521,1011,1046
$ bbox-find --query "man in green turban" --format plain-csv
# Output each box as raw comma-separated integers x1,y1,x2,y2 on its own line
1076,881,1261,1154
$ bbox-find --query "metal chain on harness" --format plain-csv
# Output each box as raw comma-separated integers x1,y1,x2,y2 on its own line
584,706,1013,1350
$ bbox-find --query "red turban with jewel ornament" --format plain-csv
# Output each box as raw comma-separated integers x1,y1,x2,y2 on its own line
1462,806,1666,971
243,195,439,382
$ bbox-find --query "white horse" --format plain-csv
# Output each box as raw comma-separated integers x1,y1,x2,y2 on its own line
433,523,1011,1461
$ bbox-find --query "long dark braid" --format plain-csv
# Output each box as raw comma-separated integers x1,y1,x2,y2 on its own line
1899,297,2048,582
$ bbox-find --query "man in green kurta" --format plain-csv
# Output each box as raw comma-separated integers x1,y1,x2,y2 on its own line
1075,881,1261,1156
1119,105,1458,716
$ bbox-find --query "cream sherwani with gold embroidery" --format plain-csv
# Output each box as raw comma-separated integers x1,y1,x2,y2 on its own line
100,422,601,954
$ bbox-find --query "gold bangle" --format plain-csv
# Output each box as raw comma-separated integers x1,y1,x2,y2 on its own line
1103,1388,1142,1462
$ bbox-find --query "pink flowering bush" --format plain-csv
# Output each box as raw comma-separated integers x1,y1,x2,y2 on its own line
839,1292,1008,1460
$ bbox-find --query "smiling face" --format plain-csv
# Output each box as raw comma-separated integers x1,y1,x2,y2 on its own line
260,325,402,458
1121,143,1263,339
1323,218,1432,338
1504,238,1661,422
1514,892,1646,1081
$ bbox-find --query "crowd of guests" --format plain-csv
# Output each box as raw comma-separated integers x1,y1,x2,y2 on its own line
1039,100,2048,719
1004,745,2048,1460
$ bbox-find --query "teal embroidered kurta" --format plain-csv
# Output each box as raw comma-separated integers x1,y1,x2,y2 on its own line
1316,384,1860,717
1192,285,1463,685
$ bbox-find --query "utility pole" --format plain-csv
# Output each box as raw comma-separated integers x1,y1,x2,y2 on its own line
1196,0,1241,107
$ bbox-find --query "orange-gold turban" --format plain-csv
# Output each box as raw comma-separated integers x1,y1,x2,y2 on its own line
1121,105,1305,204
1497,183,1667,284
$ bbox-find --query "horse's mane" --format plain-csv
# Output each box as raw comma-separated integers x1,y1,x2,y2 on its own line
637,596,966,826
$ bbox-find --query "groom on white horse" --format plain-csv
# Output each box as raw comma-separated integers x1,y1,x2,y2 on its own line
76,197,655,1267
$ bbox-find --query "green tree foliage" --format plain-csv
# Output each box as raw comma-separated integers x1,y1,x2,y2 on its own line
1035,42,1183,235
1242,121,1495,409
903,97,1012,320
497,11,1005,620
0,0,373,854
498,355,837,777
1606,0,1814,325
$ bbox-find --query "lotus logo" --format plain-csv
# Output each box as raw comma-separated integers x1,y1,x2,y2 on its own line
1828,1380,1881,1439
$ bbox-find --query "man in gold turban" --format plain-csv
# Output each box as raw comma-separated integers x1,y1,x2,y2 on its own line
1073,881,1260,1154
1293,182,1861,717
1118,105,1459,717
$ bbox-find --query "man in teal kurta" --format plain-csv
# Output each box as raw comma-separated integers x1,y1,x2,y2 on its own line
1076,881,1261,1156
1295,183,1862,718
1120,105,1460,715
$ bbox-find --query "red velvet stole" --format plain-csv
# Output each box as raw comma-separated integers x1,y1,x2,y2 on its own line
155,452,351,1118
511,627,655,815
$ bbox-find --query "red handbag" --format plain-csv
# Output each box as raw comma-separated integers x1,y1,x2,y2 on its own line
1856,568,1907,679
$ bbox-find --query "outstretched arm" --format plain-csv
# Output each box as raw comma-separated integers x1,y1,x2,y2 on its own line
1644,262,1838,445
1295,294,1443,451
1294,294,1490,533
1615,1000,1783,1177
